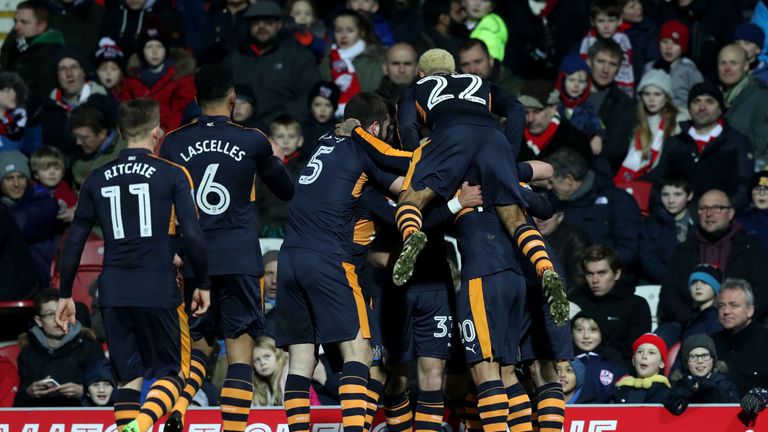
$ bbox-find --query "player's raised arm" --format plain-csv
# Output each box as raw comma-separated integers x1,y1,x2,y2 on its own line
490,82,526,158
256,131,295,201
351,125,412,175
395,86,421,151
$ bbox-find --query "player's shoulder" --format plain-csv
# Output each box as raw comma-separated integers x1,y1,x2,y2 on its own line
146,154,193,180
163,119,199,141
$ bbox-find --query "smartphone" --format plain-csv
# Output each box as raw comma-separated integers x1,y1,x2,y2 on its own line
42,378,60,387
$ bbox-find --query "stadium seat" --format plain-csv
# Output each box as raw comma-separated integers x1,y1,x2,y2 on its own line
0,301,34,342
50,233,105,311
664,341,681,377
0,341,20,368
635,285,661,331
615,180,653,216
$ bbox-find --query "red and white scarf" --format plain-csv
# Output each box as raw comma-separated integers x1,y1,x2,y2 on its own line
524,114,561,155
579,29,634,95
688,120,723,154
330,39,365,117
50,81,95,112
614,116,665,182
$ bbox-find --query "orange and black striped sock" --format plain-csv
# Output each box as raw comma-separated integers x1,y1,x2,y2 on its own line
506,383,533,432
285,374,312,432
463,393,482,432
514,224,553,277
340,361,369,432
535,383,565,432
415,390,444,432
383,392,413,432
363,378,385,432
476,381,509,432
114,388,141,432
395,202,422,241
221,363,253,432
134,375,183,432
170,349,208,416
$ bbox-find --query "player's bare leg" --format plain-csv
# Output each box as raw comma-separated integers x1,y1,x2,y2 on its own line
495,204,568,325
500,366,533,432
165,339,213,432
339,331,374,432
393,186,435,286
285,344,318,432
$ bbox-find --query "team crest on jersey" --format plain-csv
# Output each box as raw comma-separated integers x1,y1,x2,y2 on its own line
600,369,614,385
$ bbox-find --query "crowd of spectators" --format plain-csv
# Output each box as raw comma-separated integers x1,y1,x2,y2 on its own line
1,0,768,417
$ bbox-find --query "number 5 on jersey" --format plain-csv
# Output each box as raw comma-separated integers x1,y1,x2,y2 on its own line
299,145,334,185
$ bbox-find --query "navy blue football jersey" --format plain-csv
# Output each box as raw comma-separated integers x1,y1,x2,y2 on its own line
160,115,294,276
60,148,209,308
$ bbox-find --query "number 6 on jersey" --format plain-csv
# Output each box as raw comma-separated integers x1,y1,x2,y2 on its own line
197,163,231,215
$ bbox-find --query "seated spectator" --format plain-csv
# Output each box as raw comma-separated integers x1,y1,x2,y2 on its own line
232,85,265,130
659,190,768,325
545,148,641,267
648,82,752,211
347,0,394,47
119,27,195,132
619,0,659,83
69,103,126,193
45,0,104,54
459,38,523,99
718,44,768,171
713,279,768,396
613,333,671,404
376,43,418,106
251,336,289,406
733,22,768,84
0,72,31,147
615,69,689,183
14,289,104,407
30,146,76,218
0,354,18,407
0,206,40,300
555,53,604,156
94,37,126,100
81,359,115,407
320,10,385,118
571,312,627,403
639,175,696,283
664,333,739,415
645,20,703,109
737,171,768,251
285,0,327,60
570,245,652,368
519,80,592,162
302,81,339,157
463,0,506,61
558,359,587,405
534,207,591,293
0,150,58,286
263,250,278,314
579,0,634,96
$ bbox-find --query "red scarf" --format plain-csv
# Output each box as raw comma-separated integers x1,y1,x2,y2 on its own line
330,44,362,108
284,150,301,165
524,115,561,155
555,71,591,109
614,116,666,183
688,120,724,154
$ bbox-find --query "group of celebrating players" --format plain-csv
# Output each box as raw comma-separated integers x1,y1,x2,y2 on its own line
52,47,572,432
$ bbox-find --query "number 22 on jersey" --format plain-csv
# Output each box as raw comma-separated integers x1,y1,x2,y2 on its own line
418,74,486,109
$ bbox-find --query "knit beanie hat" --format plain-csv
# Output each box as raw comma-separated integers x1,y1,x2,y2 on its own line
84,359,116,388
0,150,30,179
570,359,587,389
94,37,125,70
688,81,724,112
681,333,717,371
234,84,257,106
751,170,768,189
638,69,673,98
689,263,723,295
559,53,591,75
138,27,170,64
734,22,765,50
659,20,690,54
53,45,93,78
632,333,668,365
308,81,341,112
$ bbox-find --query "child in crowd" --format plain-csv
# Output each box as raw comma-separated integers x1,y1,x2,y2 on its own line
119,27,195,132
664,334,739,415
252,336,290,407
571,312,627,403
233,84,265,130
302,81,340,156
613,333,671,404
286,0,327,60
579,0,634,95
29,146,77,222
555,53,605,155
0,71,30,143
82,359,115,407
737,171,768,251
645,20,703,109
94,37,125,100
639,175,695,283
347,0,394,46
676,264,724,342
615,69,688,183
558,359,587,405
321,10,385,118
463,0,507,61
734,22,768,84
619,0,659,83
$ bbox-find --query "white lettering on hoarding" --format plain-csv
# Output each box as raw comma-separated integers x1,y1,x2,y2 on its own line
188,424,221,432
244,423,271,432
569,420,617,432
71,424,102,432
21,425,38,432
311,423,339,432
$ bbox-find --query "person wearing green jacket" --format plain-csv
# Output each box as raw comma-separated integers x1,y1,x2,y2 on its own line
464,0,508,61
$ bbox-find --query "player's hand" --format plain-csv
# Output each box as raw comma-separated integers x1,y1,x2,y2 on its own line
55,297,76,333
173,254,183,268
458,182,483,208
269,137,285,160
590,135,603,155
335,118,361,137
191,288,210,317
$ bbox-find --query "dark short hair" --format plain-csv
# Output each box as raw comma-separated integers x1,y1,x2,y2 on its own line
590,0,622,18
581,244,623,273
70,104,109,133
195,62,234,107
459,38,490,57
17,0,50,25
33,288,59,315
544,147,590,181
270,113,301,134
659,173,692,194
344,92,388,130
0,72,29,106
587,38,623,62
118,98,160,140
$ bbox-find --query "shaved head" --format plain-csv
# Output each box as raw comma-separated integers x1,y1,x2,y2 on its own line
383,43,418,85
718,44,750,87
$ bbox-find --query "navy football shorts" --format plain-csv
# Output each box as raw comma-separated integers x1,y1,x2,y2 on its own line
519,282,574,362
274,247,371,346
187,274,264,342
456,270,525,366
103,304,190,382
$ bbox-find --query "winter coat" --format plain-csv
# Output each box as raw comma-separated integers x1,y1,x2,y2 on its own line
659,226,768,324
737,207,768,252
570,278,652,368
624,19,659,83
203,3,248,55
723,77,768,170
320,44,387,94
14,323,104,407
557,100,604,139
613,377,671,403
229,34,320,125
665,369,739,414
575,350,627,403
301,118,332,159
594,84,637,173
556,172,642,267
0,29,65,112
680,307,722,342
0,206,40,301
639,207,696,283
750,61,768,85
754,1,768,64
71,130,126,192
546,223,591,293
45,0,104,54
102,0,184,59
647,122,753,211
713,322,768,396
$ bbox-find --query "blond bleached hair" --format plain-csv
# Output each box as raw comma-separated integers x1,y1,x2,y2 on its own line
418,49,455,76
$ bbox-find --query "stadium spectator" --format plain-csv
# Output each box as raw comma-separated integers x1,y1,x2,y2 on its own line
570,245,651,368
412,0,467,63
45,0,104,55
659,189,768,325
644,20,704,110
571,311,627,403
613,333,670,403
102,0,184,60
585,38,636,172
29,146,76,222
664,333,739,415
81,359,115,407
713,279,768,396
458,38,523,98
463,0,507,61
69,103,125,193
718,44,768,171
93,37,126,101
737,171,768,251
376,42,418,106
534,206,591,294
347,0,394,47
232,84,264,130
0,72,32,149
554,53,605,156
648,82,752,210
0,205,40,301
285,0,327,60
251,336,289,406
558,359,586,404
229,1,320,125
619,0,660,83
733,22,768,84
302,81,339,156
203,0,250,55
545,147,641,267
14,289,104,407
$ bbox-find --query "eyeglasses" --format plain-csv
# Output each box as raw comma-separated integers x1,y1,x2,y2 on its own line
753,186,768,195
37,311,56,321
687,353,712,362
697,205,732,214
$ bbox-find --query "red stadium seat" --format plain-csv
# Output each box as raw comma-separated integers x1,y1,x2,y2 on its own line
0,342,20,368
615,180,653,216
50,233,105,311
664,341,682,377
